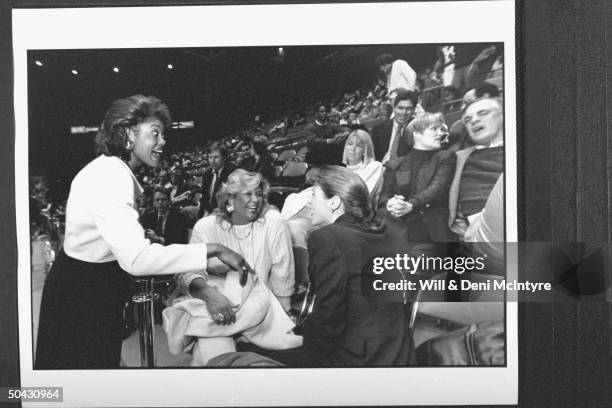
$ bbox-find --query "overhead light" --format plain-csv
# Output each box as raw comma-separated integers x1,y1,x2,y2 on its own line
35,60,43,66
278,47,284,55
71,69,78,75
167,63,173,69
113,67,120,73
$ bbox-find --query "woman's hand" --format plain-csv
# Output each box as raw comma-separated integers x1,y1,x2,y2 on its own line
192,284,238,325
207,244,256,286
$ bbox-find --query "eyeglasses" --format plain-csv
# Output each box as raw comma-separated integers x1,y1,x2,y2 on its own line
462,108,495,125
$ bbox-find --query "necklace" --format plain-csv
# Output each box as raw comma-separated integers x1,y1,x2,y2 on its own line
230,221,254,240
230,221,256,270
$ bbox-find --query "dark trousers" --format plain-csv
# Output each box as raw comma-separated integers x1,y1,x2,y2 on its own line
35,251,130,369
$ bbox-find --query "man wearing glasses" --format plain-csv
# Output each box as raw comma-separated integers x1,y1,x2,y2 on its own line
448,97,504,239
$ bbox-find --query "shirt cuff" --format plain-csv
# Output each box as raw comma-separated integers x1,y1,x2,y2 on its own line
178,271,209,295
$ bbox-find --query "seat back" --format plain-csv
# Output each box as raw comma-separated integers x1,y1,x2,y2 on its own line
276,149,297,162
282,162,308,178
409,272,505,330
292,245,309,293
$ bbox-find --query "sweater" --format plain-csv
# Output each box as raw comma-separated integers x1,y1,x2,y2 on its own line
458,146,504,216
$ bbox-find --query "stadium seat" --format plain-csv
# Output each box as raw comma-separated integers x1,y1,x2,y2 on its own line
273,165,283,178
282,162,308,178
268,185,299,210
292,245,309,293
485,76,503,92
276,149,297,162
296,146,308,157
409,272,504,347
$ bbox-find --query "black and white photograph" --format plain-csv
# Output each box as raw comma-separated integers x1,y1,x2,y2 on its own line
12,1,518,406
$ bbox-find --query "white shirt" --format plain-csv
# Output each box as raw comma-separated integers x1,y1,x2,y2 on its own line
474,140,504,150
280,187,313,220
346,161,384,193
387,59,416,96
180,209,295,300
63,155,208,276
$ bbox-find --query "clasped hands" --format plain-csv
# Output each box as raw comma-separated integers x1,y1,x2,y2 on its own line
386,195,414,218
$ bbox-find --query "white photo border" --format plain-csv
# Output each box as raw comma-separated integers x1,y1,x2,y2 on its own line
14,1,518,406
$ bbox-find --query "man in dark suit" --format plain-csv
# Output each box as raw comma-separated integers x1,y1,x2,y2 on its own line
198,146,236,218
371,88,418,163
142,187,190,246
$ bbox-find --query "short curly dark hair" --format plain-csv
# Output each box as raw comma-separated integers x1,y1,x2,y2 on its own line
94,95,172,162
374,53,393,68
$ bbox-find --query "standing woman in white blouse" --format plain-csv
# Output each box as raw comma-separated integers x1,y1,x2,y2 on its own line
35,95,253,369
342,129,384,203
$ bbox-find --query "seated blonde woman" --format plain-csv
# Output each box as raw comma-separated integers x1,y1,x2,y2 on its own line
342,129,384,201
164,170,300,365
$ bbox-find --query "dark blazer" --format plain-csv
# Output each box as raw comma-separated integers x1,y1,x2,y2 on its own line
379,149,456,243
270,214,414,367
198,164,236,217
141,208,189,245
371,119,412,161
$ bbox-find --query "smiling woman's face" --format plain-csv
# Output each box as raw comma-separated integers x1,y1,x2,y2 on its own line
231,186,264,224
128,117,166,170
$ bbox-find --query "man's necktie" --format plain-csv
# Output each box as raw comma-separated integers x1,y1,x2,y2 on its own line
209,170,218,205
389,123,401,161
155,213,164,236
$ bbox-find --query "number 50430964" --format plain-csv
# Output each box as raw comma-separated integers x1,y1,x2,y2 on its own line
2,387,63,402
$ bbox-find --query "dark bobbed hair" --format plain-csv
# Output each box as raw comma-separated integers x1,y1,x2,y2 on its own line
95,95,171,162
393,88,418,108
374,53,394,68
310,165,383,233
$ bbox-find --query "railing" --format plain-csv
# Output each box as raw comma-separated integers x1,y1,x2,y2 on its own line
131,277,158,367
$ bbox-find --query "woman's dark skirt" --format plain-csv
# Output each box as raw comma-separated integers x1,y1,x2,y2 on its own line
35,251,131,369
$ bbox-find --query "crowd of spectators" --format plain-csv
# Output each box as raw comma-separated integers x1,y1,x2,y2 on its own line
31,45,506,367
30,43,504,255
